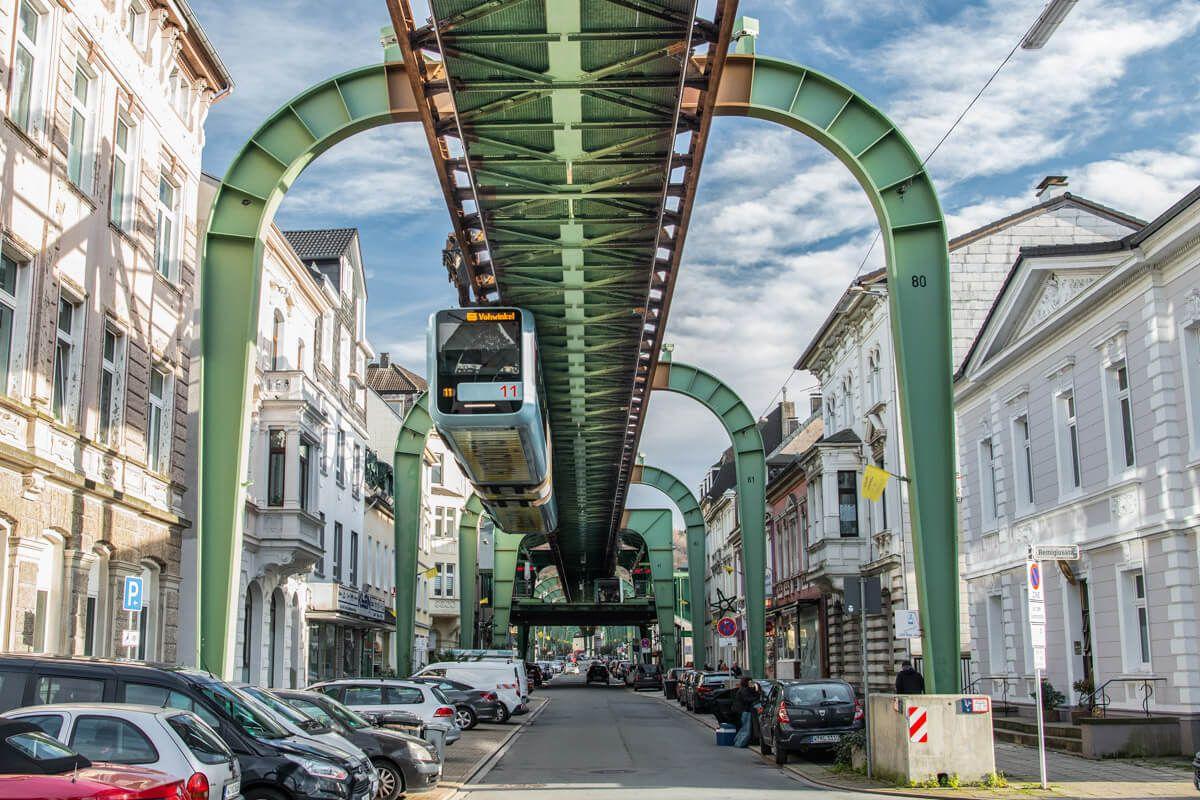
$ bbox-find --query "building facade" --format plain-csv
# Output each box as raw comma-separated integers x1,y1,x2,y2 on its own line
793,179,1142,692
956,186,1200,750
0,0,228,661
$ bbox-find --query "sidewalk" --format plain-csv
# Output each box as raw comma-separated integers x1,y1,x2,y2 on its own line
653,692,1196,800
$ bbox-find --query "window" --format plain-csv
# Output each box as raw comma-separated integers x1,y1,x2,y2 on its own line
836,471,858,537
433,506,457,540
1123,570,1151,669
173,69,192,125
70,716,158,765
271,310,283,370
1012,415,1033,511
868,348,882,405
0,252,28,396
165,714,232,765
267,429,286,507
11,0,49,137
66,61,98,190
343,686,383,705
52,294,81,424
333,522,343,582
155,174,179,280
1106,362,1135,471
98,327,124,446
146,367,168,473
136,562,159,661
431,452,445,485
18,714,63,738
316,512,326,577
352,444,362,497
126,1,148,48
1186,324,1200,454
336,430,346,485
299,440,312,511
110,114,137,230
349,530,359,586
35,676,103,705
1056,391,1081,492
385,686,425,705
434,562,456,598
986,594,1005,673
978,437,998,528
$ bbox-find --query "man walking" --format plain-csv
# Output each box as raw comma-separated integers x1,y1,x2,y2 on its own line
732,676,759,748
895,660,925,693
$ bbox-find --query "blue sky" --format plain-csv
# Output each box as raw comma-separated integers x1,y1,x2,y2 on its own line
195,0,1200,495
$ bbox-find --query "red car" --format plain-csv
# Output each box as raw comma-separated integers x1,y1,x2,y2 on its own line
0,721,184,800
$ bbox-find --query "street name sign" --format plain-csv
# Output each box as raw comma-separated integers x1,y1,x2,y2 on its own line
1032,544,1080,561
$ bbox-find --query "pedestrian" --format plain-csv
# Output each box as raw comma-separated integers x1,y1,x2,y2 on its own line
703,663,713,671
895,660,925,694
732,676,759,748
718,659,728,671
731,663,743,677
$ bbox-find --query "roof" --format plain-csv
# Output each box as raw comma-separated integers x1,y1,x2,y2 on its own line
955,184,1200,380
367,361,428,395
282,228,359,261
821,428,862,445
794,269,886,370
947,192,1146,250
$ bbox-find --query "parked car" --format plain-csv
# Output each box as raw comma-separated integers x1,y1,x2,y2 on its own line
585,664,610,686
0,720,185,800
272,690,441,799
710,679,774,736
564,663,580,675
625,663,663,692
409,677,505,730
411,661,526,719
308,681,460,746
4,704,241,800
676,670,697,706
663,668,687,700
689,672,732,713
757,679,864,765
524,663,544,689
0,655,369,800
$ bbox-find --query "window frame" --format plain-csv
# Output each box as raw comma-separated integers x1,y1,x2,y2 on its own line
1119,568,1152,672
1011,414,1034,514
349,530,359,586
1101,357,1136,477
1054,389,1082,497
146,366,170,474
977,435,999,530
97,323,125,447
52,291,84,426
125,0,148,49
267,428,286,507
68,714,159,766
1182,322,1200,461
332,522,343,582
66,59,99,192
836,470,859,537
0,248,32,398
10,0,52,141
154,172,181,282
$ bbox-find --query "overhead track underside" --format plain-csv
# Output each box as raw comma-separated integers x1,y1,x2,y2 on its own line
388,0,737,592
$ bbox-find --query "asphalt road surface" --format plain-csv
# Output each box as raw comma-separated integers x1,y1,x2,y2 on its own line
458,672,871,799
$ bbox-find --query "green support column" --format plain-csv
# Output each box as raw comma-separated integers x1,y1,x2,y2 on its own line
652,357,766,677
631,464,706,667
713,52,959,691
491,530,523,648
622,509,678,669
457,494,484,649
197,61,420,675
394,394,432,677
518,626,531,661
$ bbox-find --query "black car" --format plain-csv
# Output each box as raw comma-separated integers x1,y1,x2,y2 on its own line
757,679,864,765
0,654,370,800
689,672,732,713
625,663,663,691
586,663,610,685
525,663,544,689
409,677,505,730
273,689,441,799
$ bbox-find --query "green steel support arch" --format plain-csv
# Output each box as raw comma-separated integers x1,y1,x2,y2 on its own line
630,464,707,668
457,494,484,649
651,357,766,677
197,61,421,676
711,52,959,691
622,509,679,669
491,530,523,648
394,394,432,677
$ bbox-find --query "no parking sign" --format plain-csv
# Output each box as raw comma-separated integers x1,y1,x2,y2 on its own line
716,617,737,637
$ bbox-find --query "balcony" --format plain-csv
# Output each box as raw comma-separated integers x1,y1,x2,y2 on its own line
261,370,325,419
804,535,869,589
430,596,459,617
250,506,325,577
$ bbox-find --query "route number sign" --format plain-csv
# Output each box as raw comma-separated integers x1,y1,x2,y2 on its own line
716,617,737,638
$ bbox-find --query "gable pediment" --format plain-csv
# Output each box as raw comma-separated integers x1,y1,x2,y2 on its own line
1014,271,1105,339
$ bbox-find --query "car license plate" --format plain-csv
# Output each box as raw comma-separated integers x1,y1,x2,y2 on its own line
223,781,240,800
808,734,842,744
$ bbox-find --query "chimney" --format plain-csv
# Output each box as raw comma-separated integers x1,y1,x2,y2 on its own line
1035,175,1069,202
379,352,390,368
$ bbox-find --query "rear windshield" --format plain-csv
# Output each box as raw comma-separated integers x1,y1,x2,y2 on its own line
430,687,450,705
639,665,661,675
166,714,232,766
785,683,855,704
702,674,731,684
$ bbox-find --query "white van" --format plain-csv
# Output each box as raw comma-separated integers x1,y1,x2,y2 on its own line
414,661,528,717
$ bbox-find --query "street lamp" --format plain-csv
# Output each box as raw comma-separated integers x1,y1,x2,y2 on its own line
1021,0,1078,49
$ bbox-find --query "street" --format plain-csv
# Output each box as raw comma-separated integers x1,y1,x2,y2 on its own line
459,673,868,799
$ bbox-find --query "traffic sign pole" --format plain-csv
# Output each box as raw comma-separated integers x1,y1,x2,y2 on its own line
1027,555,1048,790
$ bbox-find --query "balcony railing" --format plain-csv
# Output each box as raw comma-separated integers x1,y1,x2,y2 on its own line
261,370,323,410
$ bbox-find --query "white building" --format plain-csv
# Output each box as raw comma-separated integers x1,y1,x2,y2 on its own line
793,178,1142,691
955,185,1200,750
0,0,229,661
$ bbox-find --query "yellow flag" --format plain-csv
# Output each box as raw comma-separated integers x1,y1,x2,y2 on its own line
861,465,890,502
422,566,438,579
479,597,489,605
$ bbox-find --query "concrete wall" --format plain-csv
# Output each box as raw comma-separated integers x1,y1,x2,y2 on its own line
869,694,996,784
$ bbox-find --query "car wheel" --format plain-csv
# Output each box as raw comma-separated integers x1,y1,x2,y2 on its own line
373,760,405,800
243,789,287,800
760,734,773,756
496,704,511,724
774,742,788,766
454,705,477,730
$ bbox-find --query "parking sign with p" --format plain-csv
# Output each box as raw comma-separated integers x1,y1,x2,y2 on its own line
123,576,144,612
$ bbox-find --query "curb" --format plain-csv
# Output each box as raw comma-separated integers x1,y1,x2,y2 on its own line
443,696,553,799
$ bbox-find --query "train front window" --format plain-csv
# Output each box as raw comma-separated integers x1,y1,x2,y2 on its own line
436,309,523,413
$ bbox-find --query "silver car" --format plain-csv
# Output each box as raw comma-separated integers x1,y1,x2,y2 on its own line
5,703,242,800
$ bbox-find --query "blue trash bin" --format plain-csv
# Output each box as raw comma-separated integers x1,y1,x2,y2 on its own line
715,724,737,746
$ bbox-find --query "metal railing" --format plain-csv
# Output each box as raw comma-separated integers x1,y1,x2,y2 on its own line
1079,676,1166,717
964,674,1020,715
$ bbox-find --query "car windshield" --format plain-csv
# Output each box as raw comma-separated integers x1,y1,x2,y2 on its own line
785,683,855,705
312,697,371,731
242,687,325,731
198,683,290,740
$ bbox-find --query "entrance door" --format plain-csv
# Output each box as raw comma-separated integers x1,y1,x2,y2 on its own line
1078,579,1094,685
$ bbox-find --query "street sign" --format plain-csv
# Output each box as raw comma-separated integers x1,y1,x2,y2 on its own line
640,638,651,649
844,576,882,615
1026,560,1043,603
1032,544,1080,561
122,576,144,612
121,629,140,648
715,617,737,638
718,637,737,649
959,696,991,714
894,609,921,639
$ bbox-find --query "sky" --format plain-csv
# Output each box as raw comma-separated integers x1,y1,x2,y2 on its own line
194,0,1200,502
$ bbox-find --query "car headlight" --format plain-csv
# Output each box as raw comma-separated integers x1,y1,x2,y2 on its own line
283,753,348,781
407,741,439,763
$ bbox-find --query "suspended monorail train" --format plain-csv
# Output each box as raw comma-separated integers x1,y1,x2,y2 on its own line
427,307,557,535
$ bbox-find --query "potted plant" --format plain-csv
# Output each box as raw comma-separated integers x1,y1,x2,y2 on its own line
1031,678,1066,722
1070,676,1096,721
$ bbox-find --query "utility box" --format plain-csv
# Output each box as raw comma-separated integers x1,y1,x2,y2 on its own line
869,695,996,785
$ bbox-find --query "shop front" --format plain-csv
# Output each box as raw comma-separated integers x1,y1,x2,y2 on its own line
307,583,395,683
768,580,824,679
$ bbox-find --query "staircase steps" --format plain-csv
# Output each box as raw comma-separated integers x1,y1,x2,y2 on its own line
993,716,1083,754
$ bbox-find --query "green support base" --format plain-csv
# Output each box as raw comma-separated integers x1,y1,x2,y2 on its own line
458,494,484,649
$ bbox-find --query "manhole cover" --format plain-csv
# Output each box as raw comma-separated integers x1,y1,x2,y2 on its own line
589,769,635,775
